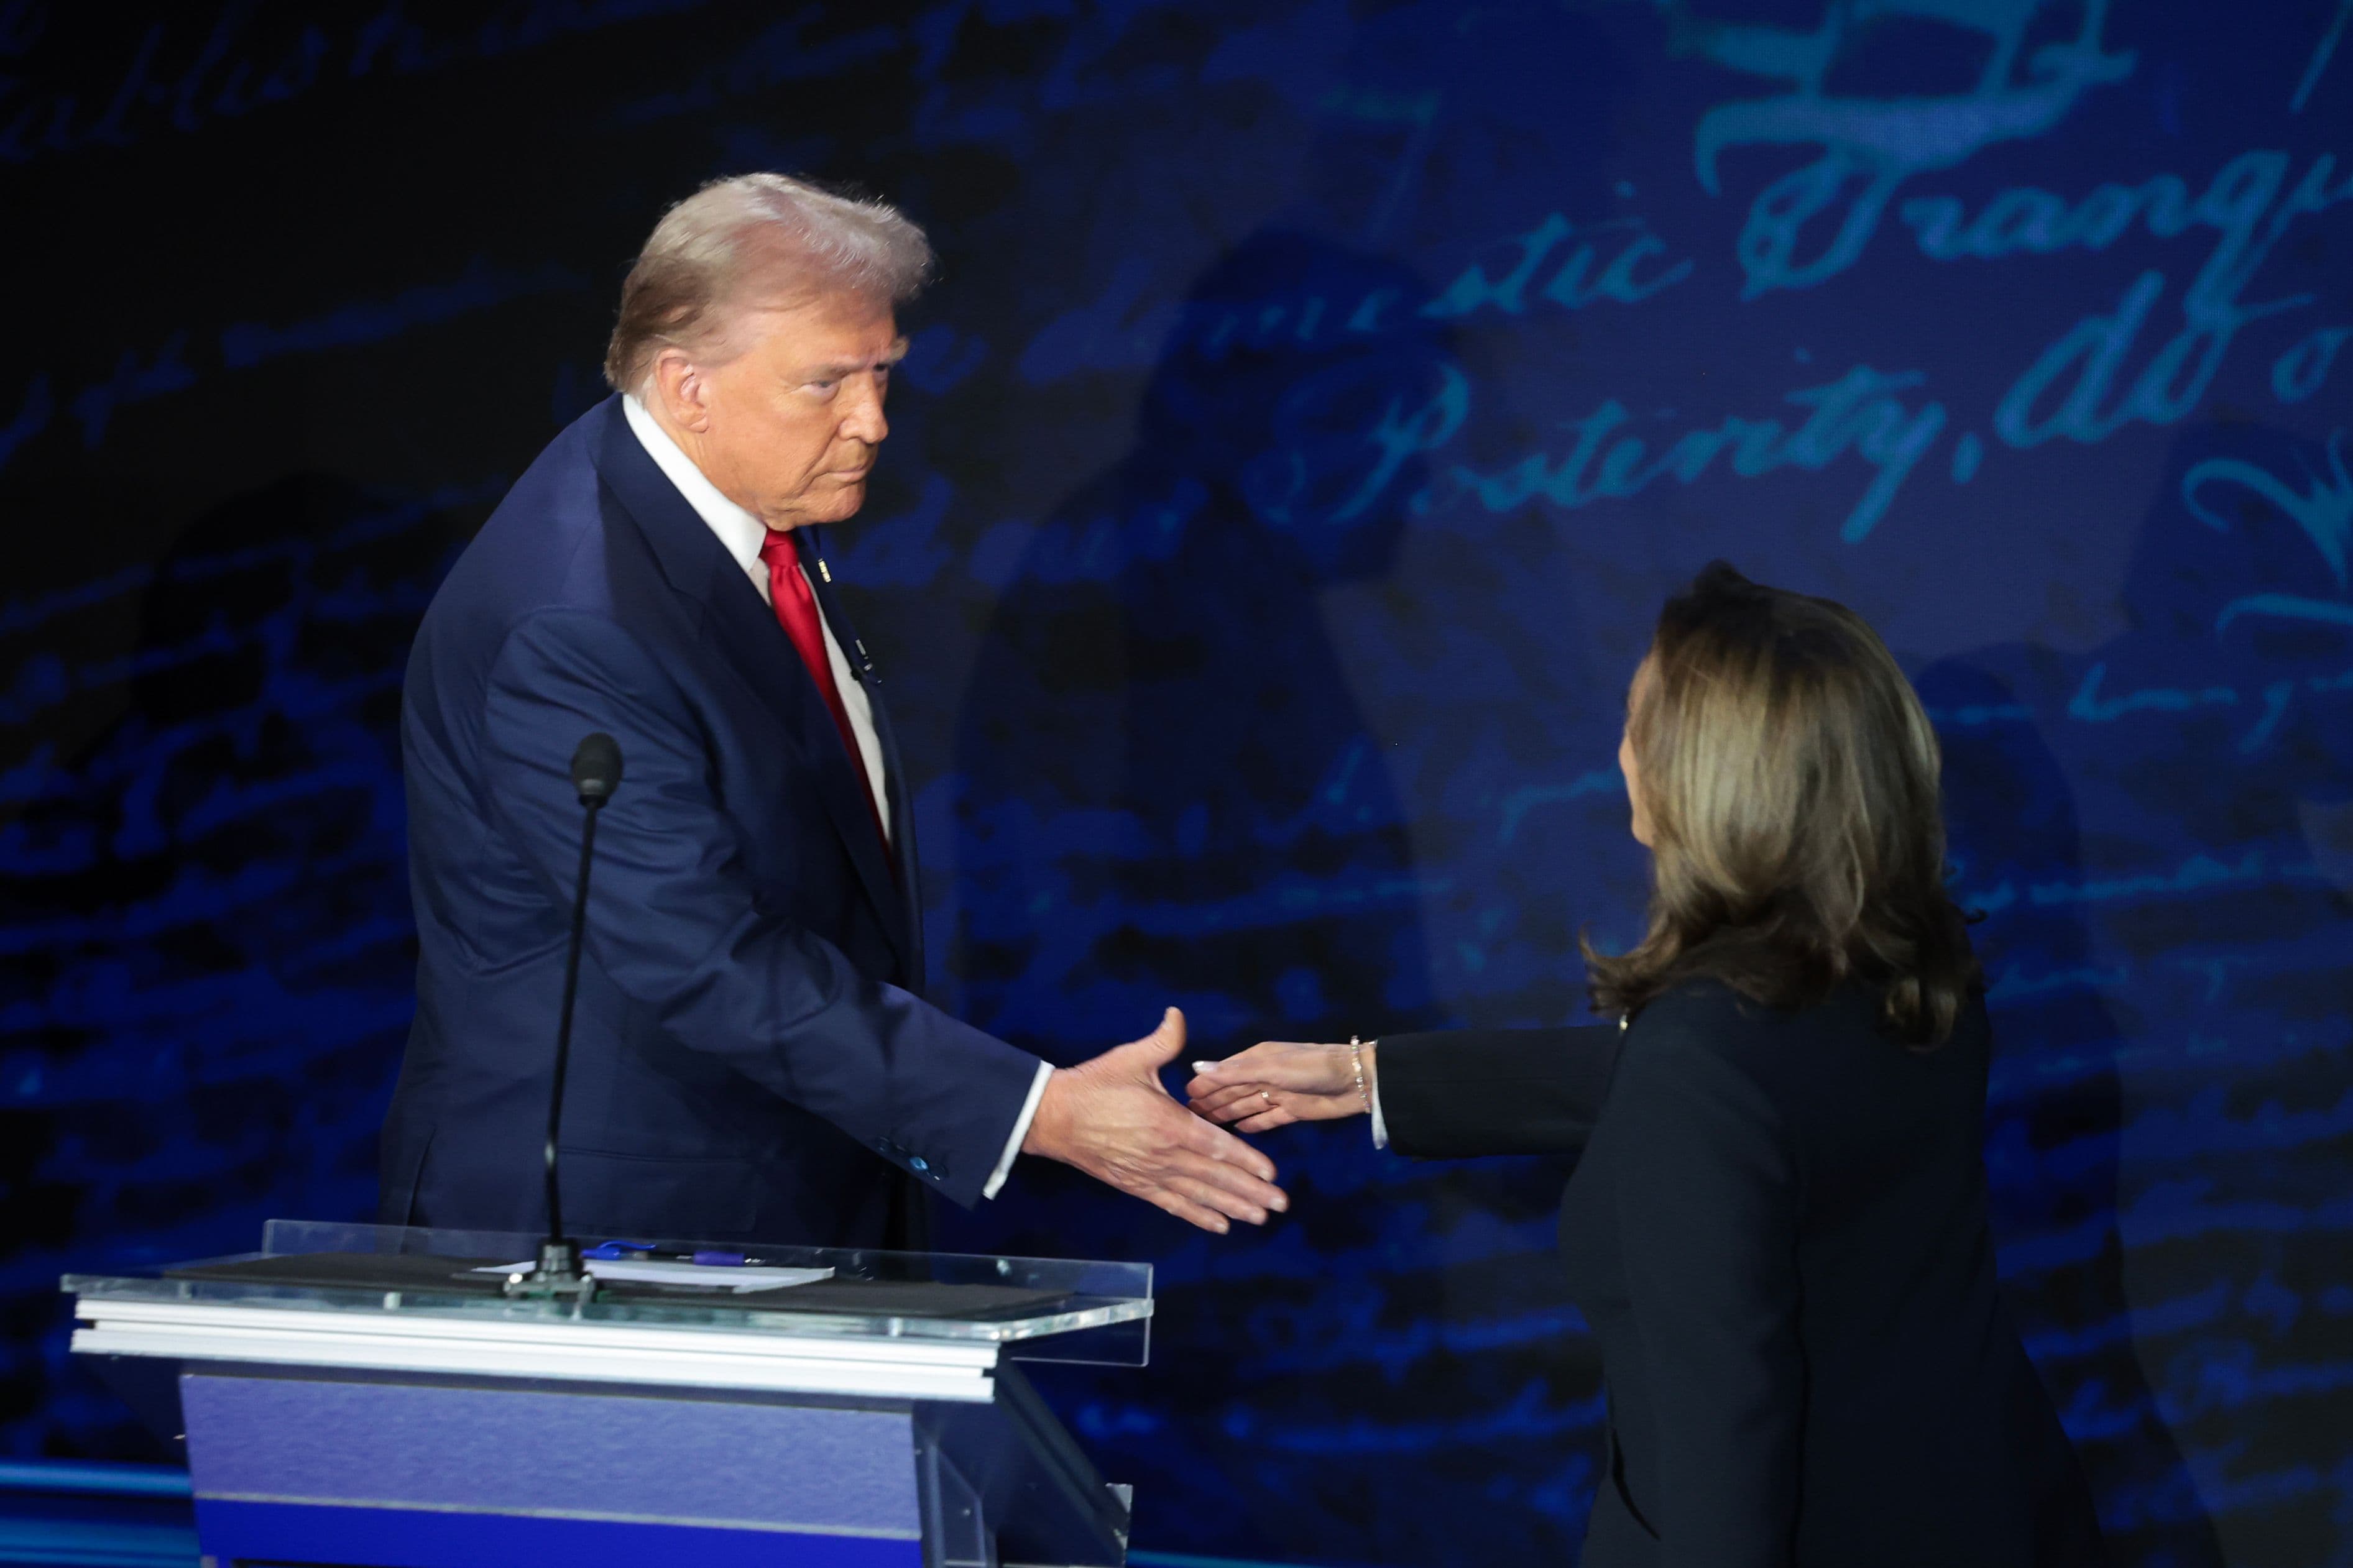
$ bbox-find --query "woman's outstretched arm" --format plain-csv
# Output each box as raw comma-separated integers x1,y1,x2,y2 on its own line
1378,1027,1618,1157
1187,1025,1619,1158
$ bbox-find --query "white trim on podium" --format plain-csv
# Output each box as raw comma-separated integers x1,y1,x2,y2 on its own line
72,1298,1003,1402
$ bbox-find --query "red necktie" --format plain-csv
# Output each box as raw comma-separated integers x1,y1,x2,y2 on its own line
758,530,890,853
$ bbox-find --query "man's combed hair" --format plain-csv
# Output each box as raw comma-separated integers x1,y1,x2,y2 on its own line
603,172,935,393
1584,562,1982,1047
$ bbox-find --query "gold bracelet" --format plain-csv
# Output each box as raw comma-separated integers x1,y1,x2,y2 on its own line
1347,1035,1371,1114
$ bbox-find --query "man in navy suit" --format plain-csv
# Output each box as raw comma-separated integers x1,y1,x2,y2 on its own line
380,173,1285,1248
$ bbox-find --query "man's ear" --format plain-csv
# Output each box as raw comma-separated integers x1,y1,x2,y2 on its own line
650,349,713,433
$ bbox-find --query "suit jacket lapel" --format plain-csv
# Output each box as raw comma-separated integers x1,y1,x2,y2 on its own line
799,526,927,993
591,400,914,974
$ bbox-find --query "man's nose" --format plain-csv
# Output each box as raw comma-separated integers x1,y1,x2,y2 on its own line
839,378,888,446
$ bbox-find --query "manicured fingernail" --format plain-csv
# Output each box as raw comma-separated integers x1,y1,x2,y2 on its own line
1271,1194,1288,1213
1191,1061,1215,1075
1213,1217,1230,1234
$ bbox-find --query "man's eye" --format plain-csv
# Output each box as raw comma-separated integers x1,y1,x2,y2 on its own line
806,380,839,395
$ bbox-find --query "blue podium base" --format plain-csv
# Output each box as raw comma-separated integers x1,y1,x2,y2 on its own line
180,1373,931,1568
194,1497,923,1567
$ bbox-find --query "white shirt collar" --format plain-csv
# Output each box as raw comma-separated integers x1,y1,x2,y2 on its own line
621,393,774,599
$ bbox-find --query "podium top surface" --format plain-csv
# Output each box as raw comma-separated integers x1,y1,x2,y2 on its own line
65,1220,1153,1364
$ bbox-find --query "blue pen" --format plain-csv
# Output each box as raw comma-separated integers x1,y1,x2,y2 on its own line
585,1240,763,1266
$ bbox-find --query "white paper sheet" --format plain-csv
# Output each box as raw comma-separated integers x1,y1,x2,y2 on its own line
473,1259,834,1293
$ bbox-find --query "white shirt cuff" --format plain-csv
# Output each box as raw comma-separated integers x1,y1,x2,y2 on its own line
982,1060,1056,1199
1370,1071,1389,1150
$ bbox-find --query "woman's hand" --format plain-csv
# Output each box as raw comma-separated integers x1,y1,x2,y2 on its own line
1186,1040,1375,1135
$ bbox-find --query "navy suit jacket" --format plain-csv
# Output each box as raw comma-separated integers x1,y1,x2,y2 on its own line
380,396,1041,1247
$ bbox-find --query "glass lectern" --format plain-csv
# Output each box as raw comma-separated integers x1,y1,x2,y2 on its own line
65,1219,1153,1567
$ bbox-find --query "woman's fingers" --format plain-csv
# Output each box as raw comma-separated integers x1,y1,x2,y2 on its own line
1188,1081,1275,1116
1188,1080,1330,1121
1190,1042,1350,1093
1187,1040,1367,1130
1189,1094,1276,1126
1189,1085,1361,1128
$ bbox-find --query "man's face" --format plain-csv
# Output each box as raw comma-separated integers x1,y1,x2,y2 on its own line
670,291,906,531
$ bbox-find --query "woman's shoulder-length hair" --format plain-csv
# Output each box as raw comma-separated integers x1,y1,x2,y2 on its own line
1585,562,1981,1048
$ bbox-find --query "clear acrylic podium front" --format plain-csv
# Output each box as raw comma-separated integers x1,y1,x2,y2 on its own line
64,1220,1153,1567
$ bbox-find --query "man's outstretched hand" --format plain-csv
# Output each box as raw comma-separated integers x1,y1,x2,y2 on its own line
1023,1008,1287,1234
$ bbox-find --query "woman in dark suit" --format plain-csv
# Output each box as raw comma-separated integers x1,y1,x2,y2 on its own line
1188,564,2105,1567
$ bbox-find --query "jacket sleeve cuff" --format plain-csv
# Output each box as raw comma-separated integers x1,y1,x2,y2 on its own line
982,1061,1056,1199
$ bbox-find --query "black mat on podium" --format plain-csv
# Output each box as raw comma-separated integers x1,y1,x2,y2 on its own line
163,1252,1074,1319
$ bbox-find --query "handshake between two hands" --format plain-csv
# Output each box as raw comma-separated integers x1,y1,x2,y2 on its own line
1018,1007,1373,1236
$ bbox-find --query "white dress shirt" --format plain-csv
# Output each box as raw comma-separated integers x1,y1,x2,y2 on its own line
620,395,1050,1199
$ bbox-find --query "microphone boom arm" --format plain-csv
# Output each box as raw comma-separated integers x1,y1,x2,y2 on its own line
506,732,623,1302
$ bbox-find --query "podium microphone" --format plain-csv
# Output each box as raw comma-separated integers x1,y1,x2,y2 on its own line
507,731,624,1301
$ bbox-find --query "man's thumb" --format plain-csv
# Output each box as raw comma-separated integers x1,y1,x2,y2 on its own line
1128,1006,1186,1069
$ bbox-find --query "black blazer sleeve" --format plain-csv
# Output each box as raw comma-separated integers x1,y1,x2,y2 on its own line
1375,1025,1620,1158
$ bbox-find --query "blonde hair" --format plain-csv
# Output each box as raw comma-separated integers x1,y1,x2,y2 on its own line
1585,562,1979,1047
603,173,934,393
